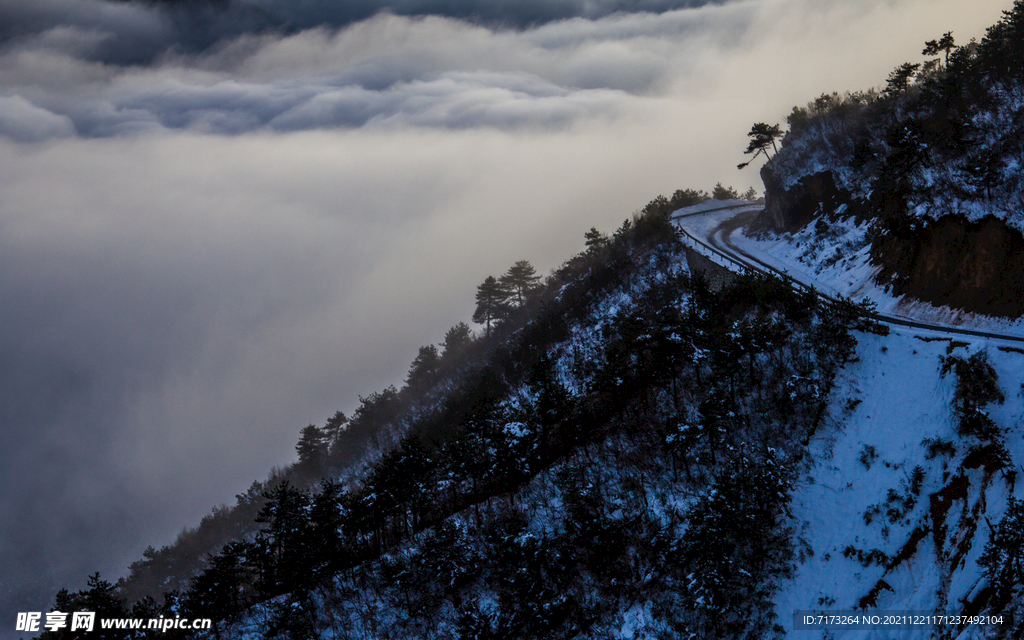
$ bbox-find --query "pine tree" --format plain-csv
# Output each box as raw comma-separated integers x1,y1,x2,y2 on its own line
737,122,782,169
442,322,473,358
308,480,347,577
322,410,348,445
884,62,920,97
184,541,253,626
79,573,126,615
742,186,759,202
980,497,1024,606
641,194,672,217
939,351,1005,442
296,424,328,469
38,575,129,640
712,183,740,200
473,275,510,336
923,31,956,68
669,188,710,209
584,227,609,251
677,452,794,638
499,260,542,306
255,481,314,593
406,344,441,390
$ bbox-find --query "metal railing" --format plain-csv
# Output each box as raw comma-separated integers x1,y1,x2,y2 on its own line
673,206,1024,344
675,225,750,274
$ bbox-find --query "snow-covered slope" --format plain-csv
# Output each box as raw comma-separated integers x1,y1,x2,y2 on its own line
674,199,1024,639
779,328,1023,639
147,205,887,640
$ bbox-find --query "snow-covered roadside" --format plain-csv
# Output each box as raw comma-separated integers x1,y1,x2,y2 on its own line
674,203,1024,340
671,200,761,237
730,216,1024,339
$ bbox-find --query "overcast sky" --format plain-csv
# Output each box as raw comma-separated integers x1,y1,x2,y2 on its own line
0,0,1009,631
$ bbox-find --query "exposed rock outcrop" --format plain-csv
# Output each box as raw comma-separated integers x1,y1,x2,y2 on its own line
757,163,1024,315
753,167,864,234
756,167,1024,317
872,214,1024,317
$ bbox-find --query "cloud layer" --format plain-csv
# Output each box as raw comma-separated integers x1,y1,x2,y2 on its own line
0,0,1000,140
0,6,733,138
0,0,723,64
0,0,1010,635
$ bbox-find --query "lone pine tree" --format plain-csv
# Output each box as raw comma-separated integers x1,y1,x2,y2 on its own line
737,122,782,169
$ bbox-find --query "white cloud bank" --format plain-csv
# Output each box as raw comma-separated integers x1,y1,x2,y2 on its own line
0,0,1000,138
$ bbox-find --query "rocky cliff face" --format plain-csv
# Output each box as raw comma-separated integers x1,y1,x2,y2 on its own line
872,214,1024,317
754,167,864,234
756,167,1024,317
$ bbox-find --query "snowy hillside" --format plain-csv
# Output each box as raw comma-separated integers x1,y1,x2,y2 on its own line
35,187,1024,640
39,193,936,640
676,197,1024,639
205,205,1024,640
779,327,1023,639
195,207,845,640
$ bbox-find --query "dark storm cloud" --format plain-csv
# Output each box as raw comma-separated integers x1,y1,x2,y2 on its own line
0,0,724,65
0,0,176,64
0,6,709,139
226,0,724,33
0,1,728,142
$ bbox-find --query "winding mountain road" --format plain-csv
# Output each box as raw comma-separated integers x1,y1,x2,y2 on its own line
672,202,1024,345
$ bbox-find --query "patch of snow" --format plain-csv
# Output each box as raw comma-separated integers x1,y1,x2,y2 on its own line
774,329,1024,638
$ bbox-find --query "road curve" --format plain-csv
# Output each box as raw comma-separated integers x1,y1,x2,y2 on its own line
672,203,1024,345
